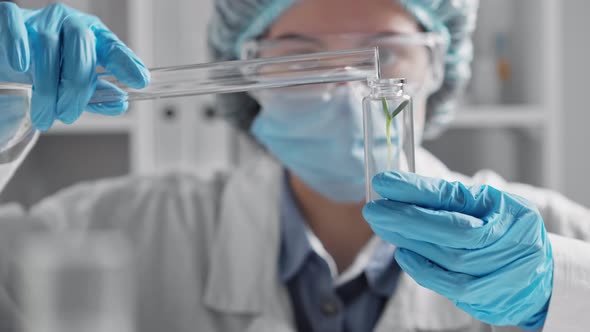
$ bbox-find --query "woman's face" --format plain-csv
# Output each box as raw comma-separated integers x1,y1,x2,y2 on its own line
266,0,430,139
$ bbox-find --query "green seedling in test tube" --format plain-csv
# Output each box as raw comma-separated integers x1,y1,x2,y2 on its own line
381,98,409,170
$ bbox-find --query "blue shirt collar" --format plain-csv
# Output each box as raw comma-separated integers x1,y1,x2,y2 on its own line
278,173,313,282
278,173,399,297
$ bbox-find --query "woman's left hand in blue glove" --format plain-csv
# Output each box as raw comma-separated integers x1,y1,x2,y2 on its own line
362,171,553,330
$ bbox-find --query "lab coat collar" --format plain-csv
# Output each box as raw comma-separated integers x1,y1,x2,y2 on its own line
203,152,288,314
204,149,476,331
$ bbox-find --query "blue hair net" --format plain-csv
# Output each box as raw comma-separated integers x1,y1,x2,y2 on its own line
208,0,479,139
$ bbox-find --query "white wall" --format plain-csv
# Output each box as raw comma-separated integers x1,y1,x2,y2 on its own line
563,0,590,206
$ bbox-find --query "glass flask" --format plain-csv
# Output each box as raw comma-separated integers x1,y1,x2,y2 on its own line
363,78,415,202
0,84,38,192
19,231,134,332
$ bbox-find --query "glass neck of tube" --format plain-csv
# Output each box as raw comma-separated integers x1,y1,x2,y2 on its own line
90,48,379,105
368,78,405,98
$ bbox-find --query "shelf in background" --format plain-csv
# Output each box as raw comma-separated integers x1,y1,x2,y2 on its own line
450,105,546,129
46,113,133,135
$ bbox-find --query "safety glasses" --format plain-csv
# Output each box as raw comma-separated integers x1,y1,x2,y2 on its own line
241,32,447,97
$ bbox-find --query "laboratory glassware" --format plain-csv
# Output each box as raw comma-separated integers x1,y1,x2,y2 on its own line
90,47,379,104
19,231,134,332
363,78,415,202
0,47,378,195
0,83,38,193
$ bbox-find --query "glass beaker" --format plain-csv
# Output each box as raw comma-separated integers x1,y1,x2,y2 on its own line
363,78,415,202
0,84,38,192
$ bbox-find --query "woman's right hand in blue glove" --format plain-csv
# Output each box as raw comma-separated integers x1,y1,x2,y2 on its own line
0,2,150,130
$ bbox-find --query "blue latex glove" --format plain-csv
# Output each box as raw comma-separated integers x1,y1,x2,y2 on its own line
0,2,150,130
363,171,554,330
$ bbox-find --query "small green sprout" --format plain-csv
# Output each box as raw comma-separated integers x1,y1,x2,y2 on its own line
381,98,409,170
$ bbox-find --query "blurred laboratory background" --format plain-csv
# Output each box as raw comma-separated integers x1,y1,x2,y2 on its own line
3,0,590,207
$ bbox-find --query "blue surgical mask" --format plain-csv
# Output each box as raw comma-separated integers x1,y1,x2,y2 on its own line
251,85,392,203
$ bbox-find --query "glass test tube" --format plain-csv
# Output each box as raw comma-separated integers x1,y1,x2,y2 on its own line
363,78,415,202
0,48,378,198
89,47,379,105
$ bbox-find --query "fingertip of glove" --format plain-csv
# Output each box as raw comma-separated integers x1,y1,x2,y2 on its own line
120,50,150,89
122,62,150,90
104,45,151,89
373,170,414,186
31,115,53,131
30,98,55,131
134,58,151,88
56,89,90,124
371,170,411,198
126,55,150,89
361,201,377,220
56,111,80,125
362,199,406,228
362,199,389,216
137,68,151,89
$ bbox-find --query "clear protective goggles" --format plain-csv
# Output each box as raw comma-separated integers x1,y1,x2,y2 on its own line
241,32,447,98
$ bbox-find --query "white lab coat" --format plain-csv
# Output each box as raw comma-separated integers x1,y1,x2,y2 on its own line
0,148,588,332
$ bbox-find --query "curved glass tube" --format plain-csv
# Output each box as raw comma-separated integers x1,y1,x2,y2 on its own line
89,47,379,104
0,48,379,195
